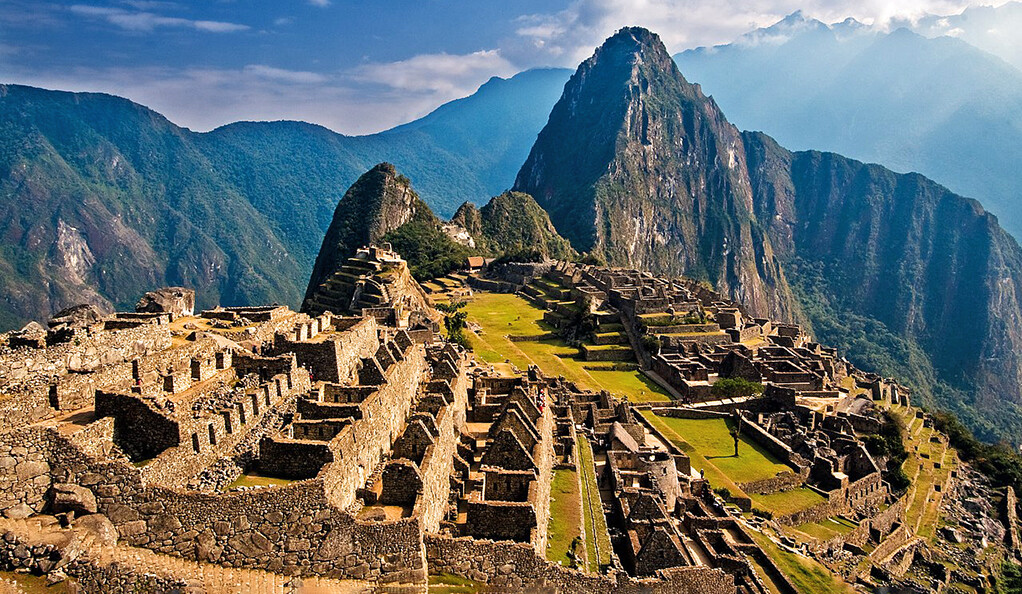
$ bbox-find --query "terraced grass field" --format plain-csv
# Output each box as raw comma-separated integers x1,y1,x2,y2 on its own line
793,516,859,541
748,530,856,594
464,292,670,402
546,469,583,567
750,488,827,517
643,413,791,485
576,435,612,572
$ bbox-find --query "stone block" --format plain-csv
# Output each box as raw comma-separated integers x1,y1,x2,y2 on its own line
51,484,98,515
75,513,118,547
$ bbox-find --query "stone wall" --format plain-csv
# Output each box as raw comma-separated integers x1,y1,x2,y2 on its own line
0,423,428,582
739,468,810,496
0,323,173,433
737,414,798,466
320,346,427,510
0,344,431,583
425,534,736,593
774,473,886,526
0,527,191,592
274,317,377,384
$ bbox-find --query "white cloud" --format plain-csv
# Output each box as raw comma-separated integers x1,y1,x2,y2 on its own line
69,4,249,33
354,49,517,95
507,0,985,66
308,0,330,7
243,64,326,84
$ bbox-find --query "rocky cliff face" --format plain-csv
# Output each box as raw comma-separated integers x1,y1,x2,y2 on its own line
514,27,799,322
745,131,1022,430
304,163,431,303
0,85,299,330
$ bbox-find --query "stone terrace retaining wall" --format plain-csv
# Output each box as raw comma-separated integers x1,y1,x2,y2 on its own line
0,527,191,592
739,467,810,496
319,346,427,510
425,534,736,593
775,473,887,526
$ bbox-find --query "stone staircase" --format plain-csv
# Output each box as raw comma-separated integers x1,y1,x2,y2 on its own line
306,257,396,317
0,516,379,593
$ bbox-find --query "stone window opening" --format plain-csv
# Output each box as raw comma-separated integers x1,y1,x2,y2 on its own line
191,359,201,380
192,433,201,453
208,423,217,446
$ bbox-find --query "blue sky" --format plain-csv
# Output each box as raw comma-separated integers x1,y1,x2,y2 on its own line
0,0,1010,133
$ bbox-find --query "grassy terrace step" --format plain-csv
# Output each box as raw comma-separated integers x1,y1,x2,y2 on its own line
546,468,583,568
464,292,670,402
747,530,856,593
429,277,453,288
641,412,819,517
792,516,859,541
577,434,612,571
592,331,629,345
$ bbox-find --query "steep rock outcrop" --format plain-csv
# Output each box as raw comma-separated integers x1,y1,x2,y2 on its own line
452,192,575,260
303,163,432,303
745,131,1022,424
514,27,799,322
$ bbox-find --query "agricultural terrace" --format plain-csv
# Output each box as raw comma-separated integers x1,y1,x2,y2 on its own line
887,402,958,541
546,469,583,568
642,413,827,518
463,292,670,402
576,435,612,572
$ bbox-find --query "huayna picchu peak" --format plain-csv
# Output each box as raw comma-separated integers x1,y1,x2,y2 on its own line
303,162,434,310
514,27,801,324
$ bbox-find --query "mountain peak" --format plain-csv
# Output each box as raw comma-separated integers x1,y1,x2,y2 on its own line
514,28,799,321
591,26,678,76
302,162,433,307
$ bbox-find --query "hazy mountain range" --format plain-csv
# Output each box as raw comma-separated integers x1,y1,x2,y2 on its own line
0,69,566,330
676,9,1022,239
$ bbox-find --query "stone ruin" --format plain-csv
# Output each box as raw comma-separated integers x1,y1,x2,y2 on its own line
0,249,1006,592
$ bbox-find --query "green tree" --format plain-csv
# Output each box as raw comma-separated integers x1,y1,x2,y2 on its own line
436,300,470,349
711,377,765,400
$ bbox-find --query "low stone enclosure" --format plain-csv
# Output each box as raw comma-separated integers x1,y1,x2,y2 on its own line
0,250,978,592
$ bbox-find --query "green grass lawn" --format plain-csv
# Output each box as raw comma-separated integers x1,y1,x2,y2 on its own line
428,573,494,593
650,415,790,484
577,435,612,572
748,530,856,594
793,516,859,541
464,292,670,402
547,469,583,567
750,488,827,517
